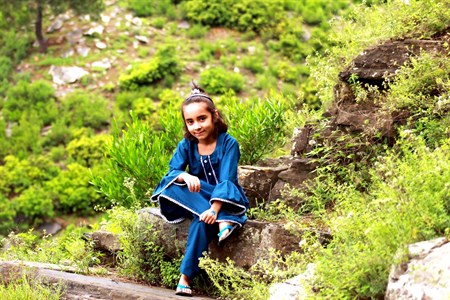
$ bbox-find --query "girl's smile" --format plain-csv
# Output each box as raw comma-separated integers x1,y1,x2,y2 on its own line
183,102,217,144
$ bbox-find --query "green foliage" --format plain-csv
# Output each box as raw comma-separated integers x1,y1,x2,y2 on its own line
199,67,244,94
3,80,57,124
0,194,15,236
91,115,172,207
13,184,54,226
127,0,176,18
119,45,181,90
385,53,450,111
0,275,63,300
311,136,450,298
0,29,30,63
1,226,102,274
60,90,111,130
66,135,108,167
221,93,288,164
310,0,450,107
104,206,181,286
8,111,43,158
45,163,105,215
182,0,285,34
0,155,59,196
186,23,209,39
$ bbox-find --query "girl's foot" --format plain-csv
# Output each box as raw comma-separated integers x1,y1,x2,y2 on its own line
175,274,192,297
218,222,238,245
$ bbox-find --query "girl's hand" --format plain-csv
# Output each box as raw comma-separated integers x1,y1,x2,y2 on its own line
200,208,217,224
178,173,201,192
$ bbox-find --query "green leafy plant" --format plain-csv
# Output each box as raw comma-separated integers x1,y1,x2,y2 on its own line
221,93,288,164
199,67,244,94
119,45,181,90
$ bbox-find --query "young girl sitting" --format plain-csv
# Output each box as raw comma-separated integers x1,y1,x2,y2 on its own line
150,83,249,296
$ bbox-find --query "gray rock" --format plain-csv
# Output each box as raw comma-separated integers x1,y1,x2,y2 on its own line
48,65,89,85
386,237,450,300
269,263,316,300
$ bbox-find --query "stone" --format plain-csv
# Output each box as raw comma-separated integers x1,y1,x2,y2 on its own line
91,59,112,70
37,221,62,235
84,25,104,36
269,263,316,300
178,21,190,30
238,165,288,207
135,35,149,44
76,45,90,57
46,19,64,33
95,41,107,49
88,230,122,253
339,39,446,86
48,65,89,85
386,237,450,299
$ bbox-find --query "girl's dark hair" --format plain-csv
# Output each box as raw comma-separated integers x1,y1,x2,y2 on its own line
182,82,228,141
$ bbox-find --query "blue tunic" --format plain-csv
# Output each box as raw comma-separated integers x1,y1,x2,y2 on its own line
150,132,249,227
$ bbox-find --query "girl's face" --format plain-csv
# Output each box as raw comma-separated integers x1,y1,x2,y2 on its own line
183,102,217,143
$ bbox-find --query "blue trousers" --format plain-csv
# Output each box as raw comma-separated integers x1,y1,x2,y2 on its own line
180,214,217,279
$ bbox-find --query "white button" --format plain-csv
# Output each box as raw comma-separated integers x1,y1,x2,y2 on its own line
204,160,207,163
208,173,212,176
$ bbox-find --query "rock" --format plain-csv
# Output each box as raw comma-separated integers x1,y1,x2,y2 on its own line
238,165,288,207
46,19,64,33
48,65,89,85
386,237,450,299
89,230,122,253
76,45,90,57
291,125,314,157
269,263,316,300
178,21,190,30
95,41,107,49
136,207,331,269
131,17,142,26
37,221,62,235
84,25,104,36
339,39,445,86
135,35,149,44
91,59,112,70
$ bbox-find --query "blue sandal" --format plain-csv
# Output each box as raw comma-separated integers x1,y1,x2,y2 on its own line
218,224,238,245
175,283,192,297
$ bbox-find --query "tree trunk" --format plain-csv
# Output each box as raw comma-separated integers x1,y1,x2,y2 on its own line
35,0,47,53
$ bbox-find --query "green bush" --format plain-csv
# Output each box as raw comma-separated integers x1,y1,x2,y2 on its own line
186,23,209,39
0,29,30,63
66,135,108,167
0,55,13,80
60,90,111,129
3,80,57,124
220,93,288,164
12,185,54,227
0,155,59,197
182,0,285,34
127,0,176,19
8,111,43,158
311,136,450,298
199,67,244,94
0,194,15,236
91,115,172,207
104,206,182,286
119,45,181,90
45,163,105,215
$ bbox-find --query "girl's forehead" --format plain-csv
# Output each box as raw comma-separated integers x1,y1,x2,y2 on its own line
183,102,210,115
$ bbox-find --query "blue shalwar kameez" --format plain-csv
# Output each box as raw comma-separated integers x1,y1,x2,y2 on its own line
150,132,249,278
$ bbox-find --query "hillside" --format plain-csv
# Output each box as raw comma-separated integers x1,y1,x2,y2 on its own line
1,0,450,299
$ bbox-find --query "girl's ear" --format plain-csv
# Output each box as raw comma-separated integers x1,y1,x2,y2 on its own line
214,109,219,119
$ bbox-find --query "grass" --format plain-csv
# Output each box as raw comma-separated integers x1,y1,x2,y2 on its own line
0,276,63,300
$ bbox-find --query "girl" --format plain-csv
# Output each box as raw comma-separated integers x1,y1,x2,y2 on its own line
150,83,249,296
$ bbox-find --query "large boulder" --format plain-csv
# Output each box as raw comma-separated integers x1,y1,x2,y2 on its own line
90,208,331,270
385,237,450,299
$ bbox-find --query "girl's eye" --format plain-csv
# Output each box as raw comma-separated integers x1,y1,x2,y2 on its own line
186,120,193,125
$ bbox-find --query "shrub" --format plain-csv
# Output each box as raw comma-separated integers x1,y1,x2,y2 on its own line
119,45,181,90
311,136,450,298
8,111,43,158
91,115,172,207
60,90,111,129
0,155,59,196
3,80,57,124
220,92,288,164
186,23,209,39
0,55,13,80
0,194,15,236
182,0,285,34
127,0,176,19
45,163,105,215
104,206,182,286
66,135,108,167
199,67,244,94
12,185,54,227
0,29,30,63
